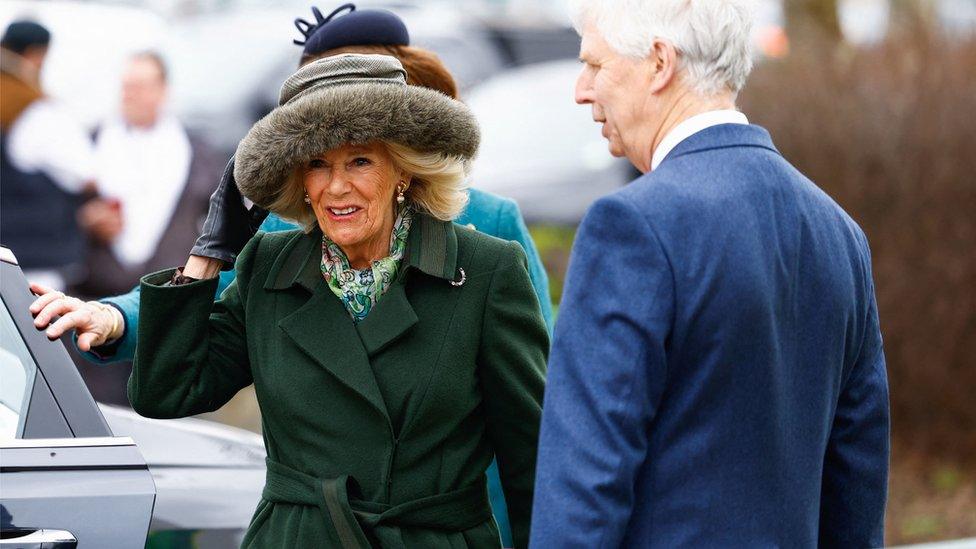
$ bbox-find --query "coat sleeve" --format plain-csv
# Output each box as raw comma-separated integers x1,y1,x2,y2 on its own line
530,195,674,549
127,234,263,419
477,241,549,549
84,216,296,364
819,237,889,547
495,199,555,334
81,269,238,364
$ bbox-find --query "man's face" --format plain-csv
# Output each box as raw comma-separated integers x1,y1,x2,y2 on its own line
575,23,659,169
121,58,166,128
21,45,47,75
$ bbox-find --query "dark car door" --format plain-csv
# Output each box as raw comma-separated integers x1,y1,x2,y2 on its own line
0,247,156,548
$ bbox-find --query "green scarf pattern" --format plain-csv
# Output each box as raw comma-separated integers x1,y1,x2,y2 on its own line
320,205,413,323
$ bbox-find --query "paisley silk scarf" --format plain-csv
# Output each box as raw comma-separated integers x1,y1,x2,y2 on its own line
320,205,413,322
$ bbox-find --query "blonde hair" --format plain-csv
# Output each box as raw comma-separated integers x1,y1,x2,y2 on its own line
385,141,469,221
271,140,469,232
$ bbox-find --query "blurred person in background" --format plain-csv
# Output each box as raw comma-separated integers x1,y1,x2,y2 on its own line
29,4,549,546
0,20,97,291
60,51,219,405
72,51,220,299
531,0,889,547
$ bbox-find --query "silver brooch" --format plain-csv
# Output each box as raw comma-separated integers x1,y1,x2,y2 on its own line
450,267,466,287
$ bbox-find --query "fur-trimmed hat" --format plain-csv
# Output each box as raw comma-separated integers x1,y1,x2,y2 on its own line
234,53,479,210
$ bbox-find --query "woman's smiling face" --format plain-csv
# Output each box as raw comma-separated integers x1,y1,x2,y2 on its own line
303,142,405,268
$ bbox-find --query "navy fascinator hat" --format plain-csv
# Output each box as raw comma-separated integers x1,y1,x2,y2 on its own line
293,3,410,56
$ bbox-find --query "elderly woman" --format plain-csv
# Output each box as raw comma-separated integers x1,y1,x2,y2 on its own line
128,54,546,548
30,8,547,544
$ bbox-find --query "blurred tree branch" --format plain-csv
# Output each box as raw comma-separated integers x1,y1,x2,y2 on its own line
785,0,842,48
890,0,938,34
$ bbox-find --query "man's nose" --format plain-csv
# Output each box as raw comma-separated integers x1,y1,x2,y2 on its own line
575,68,594,105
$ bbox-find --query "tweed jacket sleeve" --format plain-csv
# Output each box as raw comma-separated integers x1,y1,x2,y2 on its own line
477,240,549,549
818,234,889,547
127,234,262,419
530,195,674,548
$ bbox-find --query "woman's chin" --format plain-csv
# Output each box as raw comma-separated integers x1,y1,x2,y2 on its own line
323,226,365,249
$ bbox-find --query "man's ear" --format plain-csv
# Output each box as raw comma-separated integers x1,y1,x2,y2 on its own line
648,38,679,94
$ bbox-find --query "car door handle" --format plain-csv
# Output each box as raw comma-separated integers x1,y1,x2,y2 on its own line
0,528,77,548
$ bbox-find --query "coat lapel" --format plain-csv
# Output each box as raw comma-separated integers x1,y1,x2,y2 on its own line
263,216,460,426
355,281,417,356
408,213,458,281
394,215,465,440
269,229,391,423
354,214,458,356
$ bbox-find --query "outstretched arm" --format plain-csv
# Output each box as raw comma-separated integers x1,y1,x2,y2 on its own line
127,234,266,419
41,212,299,365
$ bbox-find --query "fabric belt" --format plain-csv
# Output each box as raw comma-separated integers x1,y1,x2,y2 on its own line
263,458,492,548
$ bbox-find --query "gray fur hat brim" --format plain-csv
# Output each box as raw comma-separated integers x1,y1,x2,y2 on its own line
233,81,480,210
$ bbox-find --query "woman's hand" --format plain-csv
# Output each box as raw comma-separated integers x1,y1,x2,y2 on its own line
190,156,269,266
29,284,124,352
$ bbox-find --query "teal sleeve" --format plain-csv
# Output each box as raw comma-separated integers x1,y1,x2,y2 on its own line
78,286,142,364
79,270,237,365
486,459,513,547
495,201,554,334
78,215,300,365
258,214,301,233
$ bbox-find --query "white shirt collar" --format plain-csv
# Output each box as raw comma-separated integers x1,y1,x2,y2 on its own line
650,109,749,171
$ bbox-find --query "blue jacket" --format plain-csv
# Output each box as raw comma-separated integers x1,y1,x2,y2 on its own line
530,124,889,548
83,187,550,548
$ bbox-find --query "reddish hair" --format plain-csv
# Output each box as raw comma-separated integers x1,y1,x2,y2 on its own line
299,44,458,99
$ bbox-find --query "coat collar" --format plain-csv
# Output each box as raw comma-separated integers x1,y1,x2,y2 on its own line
661,123,780,167
264,212,458,292
264,213,458,426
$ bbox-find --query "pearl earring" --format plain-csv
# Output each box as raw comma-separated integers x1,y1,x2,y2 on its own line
396,181,407,205
303,194,311,204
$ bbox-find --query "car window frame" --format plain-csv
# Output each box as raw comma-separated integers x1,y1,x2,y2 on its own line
0,260,111,438
0,300,40,438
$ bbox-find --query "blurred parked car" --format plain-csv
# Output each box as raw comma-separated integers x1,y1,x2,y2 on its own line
467,59,636,224
0,246,263,548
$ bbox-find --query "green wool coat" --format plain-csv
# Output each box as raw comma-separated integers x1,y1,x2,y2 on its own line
129,214,549,548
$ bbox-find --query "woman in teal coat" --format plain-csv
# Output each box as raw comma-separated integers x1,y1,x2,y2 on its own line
108,54,544,547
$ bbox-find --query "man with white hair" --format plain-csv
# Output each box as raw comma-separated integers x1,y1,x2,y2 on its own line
531,1,889,547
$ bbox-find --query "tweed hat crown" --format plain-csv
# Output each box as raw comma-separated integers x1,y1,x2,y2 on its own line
233,53,480,210
278,51,407,105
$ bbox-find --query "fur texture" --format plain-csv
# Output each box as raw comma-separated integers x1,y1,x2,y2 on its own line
234,83,480,210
